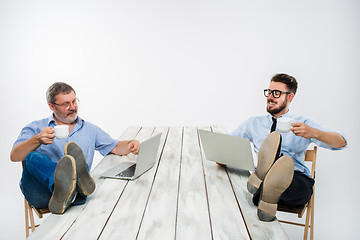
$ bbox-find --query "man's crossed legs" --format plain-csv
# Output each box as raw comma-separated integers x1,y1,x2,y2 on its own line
247,132,314,221
21,142,96,214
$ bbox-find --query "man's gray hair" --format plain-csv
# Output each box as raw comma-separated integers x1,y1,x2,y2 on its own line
46,82,76,104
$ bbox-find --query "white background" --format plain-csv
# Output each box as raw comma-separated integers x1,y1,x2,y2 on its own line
1,0,359,239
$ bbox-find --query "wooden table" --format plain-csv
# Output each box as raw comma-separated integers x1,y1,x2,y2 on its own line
28,126,289,240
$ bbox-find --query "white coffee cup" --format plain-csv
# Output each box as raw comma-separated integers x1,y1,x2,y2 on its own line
277,117,293,133
54,125,69,139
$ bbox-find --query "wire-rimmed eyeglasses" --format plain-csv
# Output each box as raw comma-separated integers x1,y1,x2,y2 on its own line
52,98,80,109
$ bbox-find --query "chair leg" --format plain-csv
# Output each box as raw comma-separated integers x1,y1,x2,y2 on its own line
24,198,37,238
310,195,315,240
303,206,310,240
24,198,29,238
303,194,314,240
29,204,36,232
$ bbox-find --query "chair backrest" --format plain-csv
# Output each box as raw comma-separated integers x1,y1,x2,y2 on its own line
304,146,317,179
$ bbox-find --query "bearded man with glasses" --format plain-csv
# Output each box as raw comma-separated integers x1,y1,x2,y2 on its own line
230,73,347,221
10,82,140,214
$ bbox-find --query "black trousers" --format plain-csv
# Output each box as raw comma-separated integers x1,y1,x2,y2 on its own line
253,171,315,207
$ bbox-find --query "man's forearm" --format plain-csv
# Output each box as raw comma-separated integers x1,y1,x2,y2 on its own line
110,141,132,156
10,135,42,162
313,129,347,149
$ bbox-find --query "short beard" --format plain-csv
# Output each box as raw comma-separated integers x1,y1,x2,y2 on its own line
267,97,288,116
54,107,78,124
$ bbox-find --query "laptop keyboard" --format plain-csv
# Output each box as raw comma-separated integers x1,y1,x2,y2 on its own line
116,164,136,178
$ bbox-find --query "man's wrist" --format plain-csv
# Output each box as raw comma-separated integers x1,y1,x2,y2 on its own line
312,128,320,140
34,133,43,146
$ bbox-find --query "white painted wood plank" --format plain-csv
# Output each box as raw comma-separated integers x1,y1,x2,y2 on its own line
27,126,141,240
62,178,129,239
211,125,289,240
226,168,289,240
98,127,169,240
136,127,183,240
176,126,212,240
198,126,250,240
64,127,158,239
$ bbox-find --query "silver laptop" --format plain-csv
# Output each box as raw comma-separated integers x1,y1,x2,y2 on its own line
198,129,255,171
100,133,162,180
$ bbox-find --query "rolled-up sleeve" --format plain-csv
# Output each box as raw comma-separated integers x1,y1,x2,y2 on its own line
305,118,348,151
93,125,119,156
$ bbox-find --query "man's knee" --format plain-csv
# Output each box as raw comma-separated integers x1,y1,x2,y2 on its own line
25,151,51,166
24,151,57,177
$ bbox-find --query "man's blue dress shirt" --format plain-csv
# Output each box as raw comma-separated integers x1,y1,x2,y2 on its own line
13,114,119,169
230,112,347,177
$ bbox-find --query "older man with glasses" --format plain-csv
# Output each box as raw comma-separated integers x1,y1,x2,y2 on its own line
10,82,140,214
230,73,347,221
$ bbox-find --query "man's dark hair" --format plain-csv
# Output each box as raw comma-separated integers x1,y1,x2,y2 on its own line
271,73,298,94
46,82,76,104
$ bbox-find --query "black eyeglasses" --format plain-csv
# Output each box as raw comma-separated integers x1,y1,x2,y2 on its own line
52,98,80,109
264,89,291,98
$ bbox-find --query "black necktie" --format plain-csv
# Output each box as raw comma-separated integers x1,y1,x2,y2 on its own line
270,117,277,133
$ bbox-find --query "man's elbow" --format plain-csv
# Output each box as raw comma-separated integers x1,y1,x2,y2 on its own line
10,149,22,162
336,136,347,149
10,153,17,162
340,138,347,148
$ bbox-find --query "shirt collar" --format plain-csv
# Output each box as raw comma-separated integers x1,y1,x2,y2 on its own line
280,111,293,119
47,114,83,128
48,114,56,126
267,111,293,120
